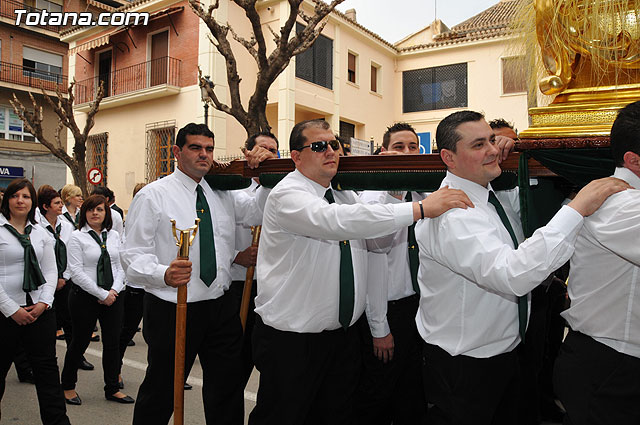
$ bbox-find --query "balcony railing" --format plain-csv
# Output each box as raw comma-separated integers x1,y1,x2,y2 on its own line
0,61,68,92
1,0,61,32
75,56,181,104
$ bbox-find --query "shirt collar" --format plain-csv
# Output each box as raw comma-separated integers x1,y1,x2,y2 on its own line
443,171,495,204
174,167,201,194
80,224,104,234
614,167,640,189
292,169,332,198
0,214,8,226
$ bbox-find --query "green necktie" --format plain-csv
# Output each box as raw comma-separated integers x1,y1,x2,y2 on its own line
196,185,216,287
405,192,420,295
47,224,67,279
487,191,528,342
4,224,47,292
324,189,355,330
63,212,78,229
88,230,114,290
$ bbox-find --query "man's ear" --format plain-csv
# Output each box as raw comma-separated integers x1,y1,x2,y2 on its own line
172,144,181,159
380,146,388,152
291,149,301,165
440,149,455,169
623,151,640,176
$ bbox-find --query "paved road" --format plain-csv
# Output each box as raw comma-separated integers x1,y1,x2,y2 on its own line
1,328,259,425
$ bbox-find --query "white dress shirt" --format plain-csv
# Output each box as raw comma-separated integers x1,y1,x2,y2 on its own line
110,207,124,239
255,169,414,333
415,171,584,358
360,190,426,337
38,215,75,280
564,167,640,358
68,225,125,300
230,180,268,281
0,214,57,317
120,168,263,303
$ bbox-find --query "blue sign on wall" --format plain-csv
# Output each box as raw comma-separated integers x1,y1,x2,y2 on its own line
0,166,25,178
417,132,431,154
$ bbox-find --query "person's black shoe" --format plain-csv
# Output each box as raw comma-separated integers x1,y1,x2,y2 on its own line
90,333,100,342
127,339,135,347
105,394,135,404
18,371,35,384
184,383,192,390
79,358,94,371
65,393,82,406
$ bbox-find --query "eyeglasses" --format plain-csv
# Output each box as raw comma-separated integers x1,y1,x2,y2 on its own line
297,140,341,153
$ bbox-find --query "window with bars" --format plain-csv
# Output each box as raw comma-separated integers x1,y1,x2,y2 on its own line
501,56,527,94
145,121,176,182
347,52,357,84
403,63,467,113
295,23,333,89
87,132,108,185
339,121,355,139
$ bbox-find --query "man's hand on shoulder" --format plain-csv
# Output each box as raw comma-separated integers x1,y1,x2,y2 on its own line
415,186,474,220
164,259,192,287
494,135,515,163
373,333,394,363
568,177,631,217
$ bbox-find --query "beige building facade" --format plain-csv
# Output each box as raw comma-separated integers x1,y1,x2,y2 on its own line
62,0,528,210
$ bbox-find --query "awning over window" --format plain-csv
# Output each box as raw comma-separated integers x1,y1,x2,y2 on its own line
69,34,111,55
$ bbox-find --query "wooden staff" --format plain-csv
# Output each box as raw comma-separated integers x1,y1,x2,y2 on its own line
240,225,261,332
170,219,199,425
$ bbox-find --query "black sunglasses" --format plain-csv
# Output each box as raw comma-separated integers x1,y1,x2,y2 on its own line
297,140,341,153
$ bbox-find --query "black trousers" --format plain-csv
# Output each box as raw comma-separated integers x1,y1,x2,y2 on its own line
118,285,145,371
61,285,124,396
248,315,362,425
423,342,520,425
355,294,426,425
229,280,257,388
132,292,244,425
1,309,71,425
554,330,640,425
53,282,73,346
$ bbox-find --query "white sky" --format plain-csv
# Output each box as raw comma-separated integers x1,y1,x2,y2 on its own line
335,0,500,44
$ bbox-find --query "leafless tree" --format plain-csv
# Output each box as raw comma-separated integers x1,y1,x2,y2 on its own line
10,81,105,197
190,0,346,136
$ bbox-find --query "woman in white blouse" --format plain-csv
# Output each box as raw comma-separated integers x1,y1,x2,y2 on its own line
60,184,83,229
0,178,71,424
60,194,134,405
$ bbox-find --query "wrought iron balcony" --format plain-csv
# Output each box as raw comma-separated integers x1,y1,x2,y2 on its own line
74,56,181,104
0,61,68,92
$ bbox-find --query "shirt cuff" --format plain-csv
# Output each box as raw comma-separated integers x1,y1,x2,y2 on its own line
1,302,20,318
548,205,584,235
154,264,170,287
392,202,414,227
368,319,391,338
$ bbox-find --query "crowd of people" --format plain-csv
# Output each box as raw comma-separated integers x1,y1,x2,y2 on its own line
0,101,638,425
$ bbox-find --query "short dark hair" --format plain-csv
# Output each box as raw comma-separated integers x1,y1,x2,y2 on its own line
382,122,418,149
436,110,485,153
245,131,279,151
78,194,112,231
610,101,640,167
1,178,37,224
488,118,514,130
91,186,114,202
289,119,330,151
176,123,215,148
38,188,62,217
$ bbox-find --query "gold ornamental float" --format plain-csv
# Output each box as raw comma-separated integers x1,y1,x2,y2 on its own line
519,0,640,139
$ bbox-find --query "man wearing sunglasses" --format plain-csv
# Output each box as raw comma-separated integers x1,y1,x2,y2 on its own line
249,119,474,425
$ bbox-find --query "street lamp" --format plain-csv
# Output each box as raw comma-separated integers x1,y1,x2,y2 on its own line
200,75,213,126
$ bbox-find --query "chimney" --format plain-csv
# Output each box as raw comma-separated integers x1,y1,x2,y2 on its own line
344,8,356,22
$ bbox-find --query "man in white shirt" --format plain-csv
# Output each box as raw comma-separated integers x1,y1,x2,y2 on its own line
121,123,267,425
415,110,630,425
229,131,279,388
249,119,474,425
554,101,640,425
356,122,427,424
